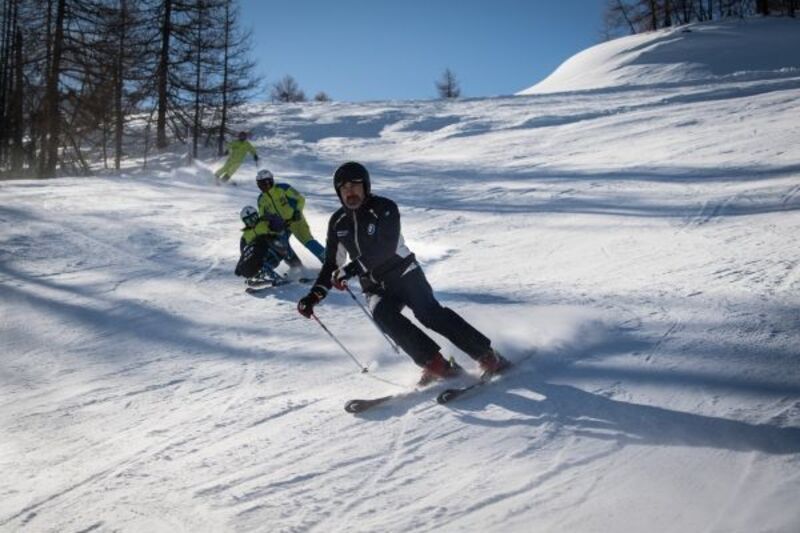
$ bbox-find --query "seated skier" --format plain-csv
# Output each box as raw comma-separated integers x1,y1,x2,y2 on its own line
235,205,301,285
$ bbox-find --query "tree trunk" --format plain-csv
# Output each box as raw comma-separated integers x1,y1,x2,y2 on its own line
616,0,637,34
191,1,203,159
0,0,15,167
648,0,659,30
40,0,65,178
114,0,127,170
10,27,23,171
39,0,53,172
156,0,172,149
218,0,230,156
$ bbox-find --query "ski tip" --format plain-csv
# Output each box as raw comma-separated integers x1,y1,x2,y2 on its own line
436,389,462,404
344,400,362,413
345,396,393,414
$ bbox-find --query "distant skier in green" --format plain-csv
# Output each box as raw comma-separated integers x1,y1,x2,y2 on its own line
215,131,259,184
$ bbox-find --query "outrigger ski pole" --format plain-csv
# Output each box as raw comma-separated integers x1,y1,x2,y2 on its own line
344,284,401,356
311,313,369,373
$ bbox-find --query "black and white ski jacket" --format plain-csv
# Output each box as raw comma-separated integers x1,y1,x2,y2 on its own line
313,194,414,295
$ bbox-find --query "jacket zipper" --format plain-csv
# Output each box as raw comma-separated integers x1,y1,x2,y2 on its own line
352,210,362,256
267,190,281,215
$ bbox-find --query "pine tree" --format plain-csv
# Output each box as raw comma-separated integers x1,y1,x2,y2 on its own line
435,68,460,99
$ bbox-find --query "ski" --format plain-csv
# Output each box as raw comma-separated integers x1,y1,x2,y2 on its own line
344,396,394,413
244,277,314,294
436,374,495,404
436,353,533,405
345,354,533,413
343,379,449,414
344,374,476,414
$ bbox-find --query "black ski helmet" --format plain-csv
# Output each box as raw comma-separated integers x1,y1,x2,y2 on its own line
333,161,371,201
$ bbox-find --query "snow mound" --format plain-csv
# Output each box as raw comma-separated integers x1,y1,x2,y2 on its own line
519,17,800,94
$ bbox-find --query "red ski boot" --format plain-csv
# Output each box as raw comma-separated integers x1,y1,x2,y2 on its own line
478,349,511,376
418,353,462,387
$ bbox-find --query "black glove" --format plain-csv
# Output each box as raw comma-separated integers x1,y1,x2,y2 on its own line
297,286,327,318
265,214,285,232
253,154,259,162
224,150,229,156
332,262,359,291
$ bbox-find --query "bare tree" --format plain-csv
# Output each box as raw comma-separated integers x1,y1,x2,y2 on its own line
0,0,26,172
106,0,155,170
40,0,65,178
181,0,226,159
9,23,23,170
155,0,172,149
646,0,659,29
603,0,778,36
113,0,128,169
215,0,259,155
603,0,636,39
270,75,305,103
314,91,330,102
435,68,460,99
0,0,260,177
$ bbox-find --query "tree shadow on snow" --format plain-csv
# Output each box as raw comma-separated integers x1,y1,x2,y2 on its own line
362,162,800,220
448,367,800,456
0,261,323,363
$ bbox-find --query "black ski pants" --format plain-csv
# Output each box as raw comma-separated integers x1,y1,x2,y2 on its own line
367,262,491,367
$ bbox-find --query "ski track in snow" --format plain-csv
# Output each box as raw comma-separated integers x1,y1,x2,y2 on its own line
3,21,800,533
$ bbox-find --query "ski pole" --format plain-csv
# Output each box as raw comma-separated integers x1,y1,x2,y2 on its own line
311,313,369,373
344,284,401,356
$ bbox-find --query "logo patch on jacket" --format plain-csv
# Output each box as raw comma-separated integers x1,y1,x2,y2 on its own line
367,223,376,236
337,230,349,237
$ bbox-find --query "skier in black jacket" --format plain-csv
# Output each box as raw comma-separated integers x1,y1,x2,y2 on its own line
297,161,509,384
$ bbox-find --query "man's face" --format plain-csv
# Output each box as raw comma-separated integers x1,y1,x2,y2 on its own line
340,181,365,209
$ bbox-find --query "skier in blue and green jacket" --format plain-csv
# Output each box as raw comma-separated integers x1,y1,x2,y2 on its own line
255,169,326,263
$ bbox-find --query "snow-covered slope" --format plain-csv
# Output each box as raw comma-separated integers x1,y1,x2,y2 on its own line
2,18,799,533
519,17,800,94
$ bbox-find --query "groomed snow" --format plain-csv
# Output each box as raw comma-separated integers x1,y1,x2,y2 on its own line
2,17,799,533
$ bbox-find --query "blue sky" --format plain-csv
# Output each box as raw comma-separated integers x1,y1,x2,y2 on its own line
240,0,607,102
